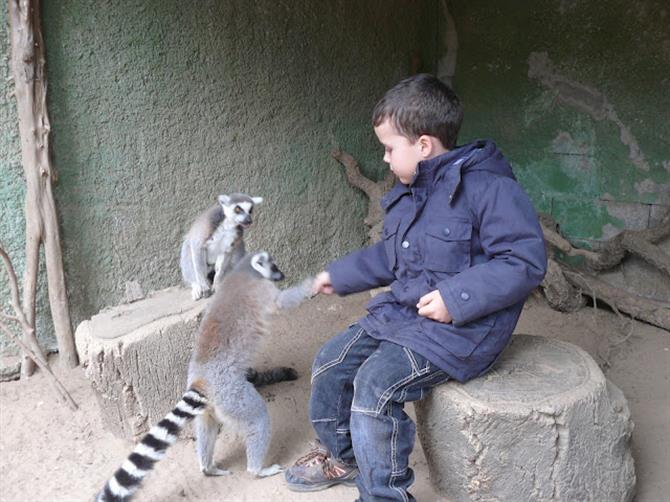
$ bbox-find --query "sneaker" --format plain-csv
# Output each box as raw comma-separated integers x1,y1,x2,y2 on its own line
285,443,358,492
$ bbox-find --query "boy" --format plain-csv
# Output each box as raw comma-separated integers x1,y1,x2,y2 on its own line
285,74,547,501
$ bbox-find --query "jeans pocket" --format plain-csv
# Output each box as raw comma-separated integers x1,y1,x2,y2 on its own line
311,325,364,382
352,344,427,414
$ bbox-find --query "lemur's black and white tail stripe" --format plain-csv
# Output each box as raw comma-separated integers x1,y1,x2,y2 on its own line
96,387,208,502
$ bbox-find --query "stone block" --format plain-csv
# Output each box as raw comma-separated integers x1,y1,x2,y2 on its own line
75,287,209,440
415,335,635,502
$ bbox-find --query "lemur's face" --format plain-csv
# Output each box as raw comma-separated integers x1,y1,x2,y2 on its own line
251,251,284,281
218,194,263,229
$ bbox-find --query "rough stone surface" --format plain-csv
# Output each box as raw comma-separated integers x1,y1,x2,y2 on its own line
75,287,209,440
415,334,636,502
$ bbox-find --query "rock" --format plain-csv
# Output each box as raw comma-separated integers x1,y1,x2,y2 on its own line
0,355,21,382
75,287,209,440
123,280,145,304
415,334,636,502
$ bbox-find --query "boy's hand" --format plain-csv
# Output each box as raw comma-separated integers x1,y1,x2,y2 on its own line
417,290,452,323
312,271,335,296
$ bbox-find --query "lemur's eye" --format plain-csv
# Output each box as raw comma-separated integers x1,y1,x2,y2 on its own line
234,206,242,214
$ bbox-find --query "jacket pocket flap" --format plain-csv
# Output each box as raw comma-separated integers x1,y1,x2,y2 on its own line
382,218,401,239
422,314,496,359
425,219,472,242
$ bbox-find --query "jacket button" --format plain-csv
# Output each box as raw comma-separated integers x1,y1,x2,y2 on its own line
443,227,451,236
401,240,410,249
460,292,470,301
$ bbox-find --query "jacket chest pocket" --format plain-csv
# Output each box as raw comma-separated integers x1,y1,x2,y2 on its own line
382,218,401,270
423,219,472,273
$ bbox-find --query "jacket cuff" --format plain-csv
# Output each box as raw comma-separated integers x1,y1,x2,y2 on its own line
327,261,348,295
437,279,474,326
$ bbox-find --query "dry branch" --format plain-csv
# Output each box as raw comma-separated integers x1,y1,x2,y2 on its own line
332,149,394,243
541,210,670,331
9,0,78,374
1,246,78,410
540,211,670,274
563,269,670,332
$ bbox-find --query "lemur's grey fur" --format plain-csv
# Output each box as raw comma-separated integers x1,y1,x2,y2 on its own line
180,193,262,300
96,252,313,502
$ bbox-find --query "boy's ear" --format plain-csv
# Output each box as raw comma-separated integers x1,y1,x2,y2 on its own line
418,135,434,158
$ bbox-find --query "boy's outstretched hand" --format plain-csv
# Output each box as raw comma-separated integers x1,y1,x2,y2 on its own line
417,290,452,323
312,271,335,295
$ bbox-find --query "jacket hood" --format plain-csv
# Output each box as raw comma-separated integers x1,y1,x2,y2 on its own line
455,139,515,180
381,140,515,210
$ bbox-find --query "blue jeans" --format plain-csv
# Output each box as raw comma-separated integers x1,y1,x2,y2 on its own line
309,324,449,502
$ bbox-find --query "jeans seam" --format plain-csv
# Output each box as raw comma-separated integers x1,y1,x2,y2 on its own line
388,402,409,502
403,347,420,374
311,328,364,383
375,365,431,414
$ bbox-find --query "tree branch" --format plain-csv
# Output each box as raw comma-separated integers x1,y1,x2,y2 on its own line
0,320,78,410
332,149,395,243
9,0,78,372
0,244,78,410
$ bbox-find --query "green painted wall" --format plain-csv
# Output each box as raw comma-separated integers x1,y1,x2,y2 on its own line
1,0,668,357
448,0,669,245
0,0,438,355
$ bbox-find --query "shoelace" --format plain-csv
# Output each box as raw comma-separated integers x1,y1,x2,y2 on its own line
295,446,328,467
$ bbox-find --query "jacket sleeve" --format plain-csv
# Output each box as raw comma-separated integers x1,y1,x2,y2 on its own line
437,176,547,326
327,240,396,295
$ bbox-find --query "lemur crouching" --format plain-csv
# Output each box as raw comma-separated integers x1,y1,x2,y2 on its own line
180,193,262,300
96,252,313,502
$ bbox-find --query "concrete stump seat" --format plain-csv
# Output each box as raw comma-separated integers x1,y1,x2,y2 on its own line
75,287,208,440
415,334,636,502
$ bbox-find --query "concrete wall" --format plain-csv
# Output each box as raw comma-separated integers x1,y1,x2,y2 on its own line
1,0,668,356
0,0,438,355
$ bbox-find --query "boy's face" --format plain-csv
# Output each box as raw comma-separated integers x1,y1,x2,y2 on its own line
374,119,425,185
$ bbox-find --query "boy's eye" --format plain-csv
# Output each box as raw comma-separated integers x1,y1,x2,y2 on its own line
234,206,242,214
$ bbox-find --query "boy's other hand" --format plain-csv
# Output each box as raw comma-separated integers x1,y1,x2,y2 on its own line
417,290,452,323
313,271,335,295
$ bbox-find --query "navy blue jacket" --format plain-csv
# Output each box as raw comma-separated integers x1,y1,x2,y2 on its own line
328,140,547,382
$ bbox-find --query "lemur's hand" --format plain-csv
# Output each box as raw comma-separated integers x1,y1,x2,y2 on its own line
312,271,334,296
417,290,452,323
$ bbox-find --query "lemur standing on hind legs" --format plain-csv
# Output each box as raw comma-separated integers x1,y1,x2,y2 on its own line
181,192,296,387
180,193,263,301
96,251,314,502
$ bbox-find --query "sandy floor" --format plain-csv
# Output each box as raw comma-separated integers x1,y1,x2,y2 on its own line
0,292,668,502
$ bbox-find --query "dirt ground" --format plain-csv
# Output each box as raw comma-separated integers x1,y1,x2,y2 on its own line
0,291,668,502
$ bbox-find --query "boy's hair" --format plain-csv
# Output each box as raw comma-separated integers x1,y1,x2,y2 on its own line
372,74,463,149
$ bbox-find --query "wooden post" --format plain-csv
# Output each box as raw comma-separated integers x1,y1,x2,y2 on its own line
8,0,78,373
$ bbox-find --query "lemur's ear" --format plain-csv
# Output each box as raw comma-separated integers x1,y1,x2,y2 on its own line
252,197,263,205
218,194,231,206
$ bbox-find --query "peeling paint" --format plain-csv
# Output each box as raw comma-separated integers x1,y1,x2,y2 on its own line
437,0,458,87
528,51,651,172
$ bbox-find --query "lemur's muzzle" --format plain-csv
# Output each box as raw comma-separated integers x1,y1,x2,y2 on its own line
270,264,284,281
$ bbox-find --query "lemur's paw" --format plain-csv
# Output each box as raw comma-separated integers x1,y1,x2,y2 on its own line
301,277,316,298
250,464,284,478
201,465,231,476
191,285,211,301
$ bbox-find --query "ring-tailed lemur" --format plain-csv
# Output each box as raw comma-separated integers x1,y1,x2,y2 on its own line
180,193,262,300
96,251,313,502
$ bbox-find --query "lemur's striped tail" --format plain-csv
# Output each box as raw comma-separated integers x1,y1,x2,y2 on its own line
96,387,208,502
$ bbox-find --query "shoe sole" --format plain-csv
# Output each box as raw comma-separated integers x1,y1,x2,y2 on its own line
286,478,358,492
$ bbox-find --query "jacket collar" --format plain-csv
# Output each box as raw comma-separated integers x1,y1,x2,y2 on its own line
380,141,486,210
